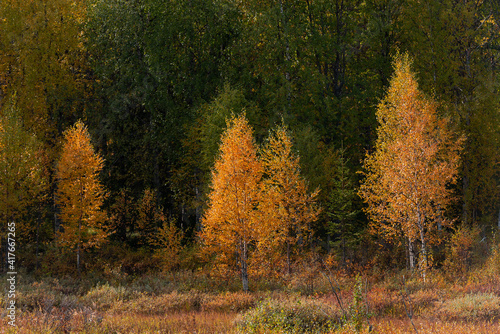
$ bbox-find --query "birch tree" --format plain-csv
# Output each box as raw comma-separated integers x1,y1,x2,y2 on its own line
360,54,463,278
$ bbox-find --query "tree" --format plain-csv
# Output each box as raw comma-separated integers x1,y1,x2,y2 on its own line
85,0,241,208
152,217,184,276
55,120,108,274
360,54,463,278
327,145,359,268
0,103,47,271
170,85,264,232
258,124,320,276
400,0,500,226
199,113,262,291
0,0,88,144
136,188,165,247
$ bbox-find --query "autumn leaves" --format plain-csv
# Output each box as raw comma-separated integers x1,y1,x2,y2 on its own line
360,54,464,278
200,115,320,291
55,121,108,274
50,54,462,286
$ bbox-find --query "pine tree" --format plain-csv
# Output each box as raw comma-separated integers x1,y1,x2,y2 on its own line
327,145,359,267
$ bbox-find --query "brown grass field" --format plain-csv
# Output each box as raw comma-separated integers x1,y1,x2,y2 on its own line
2,266,500,333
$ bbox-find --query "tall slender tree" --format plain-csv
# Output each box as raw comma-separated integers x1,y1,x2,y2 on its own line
199,113,262,291
360,54,463,278
56,120,108,274
258,124,320,275
327,146,359,267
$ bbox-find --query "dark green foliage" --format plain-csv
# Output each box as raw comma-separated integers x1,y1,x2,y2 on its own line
327,146,360,265
1,0,498,277
169,85,263,229
85,0,242,225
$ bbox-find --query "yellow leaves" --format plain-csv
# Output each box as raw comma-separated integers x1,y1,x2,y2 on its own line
153,217,184,272
361,54,463,250
55,120,108,250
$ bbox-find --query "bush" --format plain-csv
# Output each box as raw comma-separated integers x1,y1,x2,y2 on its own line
443,225,483,278
236,297,340,333
83,283,135,310
204,291,256,312
438,293,500,321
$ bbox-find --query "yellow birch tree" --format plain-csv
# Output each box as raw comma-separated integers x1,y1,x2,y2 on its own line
360,54,464,277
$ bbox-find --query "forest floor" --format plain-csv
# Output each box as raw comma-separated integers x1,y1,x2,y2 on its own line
1,268,500,333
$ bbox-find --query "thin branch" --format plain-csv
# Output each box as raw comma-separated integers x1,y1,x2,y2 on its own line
364,276,373,332
401,275,419,334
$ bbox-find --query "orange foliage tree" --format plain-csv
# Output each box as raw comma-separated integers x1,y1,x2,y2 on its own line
56,120,108,274
360,54,463,276
199,113,262,291
258,124,320,276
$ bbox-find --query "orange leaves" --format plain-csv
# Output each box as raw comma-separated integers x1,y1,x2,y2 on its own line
55,120,108,251
153,217,184,272
200,114,262,252
200,114,320,287
200,113,261,290
360,54,464,270
258,124,320,274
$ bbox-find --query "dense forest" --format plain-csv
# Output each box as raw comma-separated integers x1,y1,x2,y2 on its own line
1,0,500,289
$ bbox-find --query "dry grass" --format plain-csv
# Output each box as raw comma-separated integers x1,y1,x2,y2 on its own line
367,318,500,334
0,310,237,334
3,260,500,333
102,312,237,334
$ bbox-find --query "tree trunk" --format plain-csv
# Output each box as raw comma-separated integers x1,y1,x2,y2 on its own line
36,216,40,271
418,211,428,282
279,0,291,112
77,218,81,276
419,227,428,282
408,239,416,270
287,241,291,275
342,236,346,269
241,240,249,292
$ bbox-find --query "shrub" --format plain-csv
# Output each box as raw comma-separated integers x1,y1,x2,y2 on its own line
236,297,340,333
83,283,135,310
438,293,500,321
482,242,500,279
443,225,482,278
204,291,256,312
